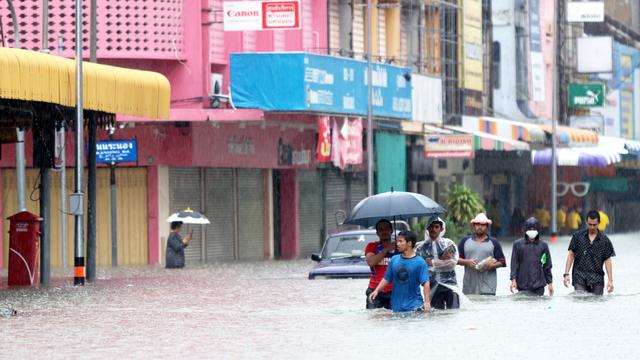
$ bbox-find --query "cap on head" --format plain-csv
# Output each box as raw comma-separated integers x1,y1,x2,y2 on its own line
470,213,492,225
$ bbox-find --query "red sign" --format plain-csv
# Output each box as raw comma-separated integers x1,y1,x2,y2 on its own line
424,134,475,159
262,1,300,29
317,116,331,162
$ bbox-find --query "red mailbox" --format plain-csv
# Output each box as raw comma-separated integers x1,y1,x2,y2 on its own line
7,211,42,287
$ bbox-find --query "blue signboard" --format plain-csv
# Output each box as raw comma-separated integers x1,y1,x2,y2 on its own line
230,52,412,119
95,140,138,163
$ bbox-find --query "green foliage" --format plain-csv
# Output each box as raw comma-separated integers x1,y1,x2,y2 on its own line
445,183,485,234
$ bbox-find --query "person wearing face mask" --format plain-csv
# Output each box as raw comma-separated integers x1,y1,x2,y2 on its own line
510,217,554,296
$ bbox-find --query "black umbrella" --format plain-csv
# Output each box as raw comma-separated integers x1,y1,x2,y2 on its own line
343,190,446,228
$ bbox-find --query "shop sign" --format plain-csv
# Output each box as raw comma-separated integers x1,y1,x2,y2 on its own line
95,139,137,163
224,0,301,31
227,135,256,155
424,134,474,159
568,83,605,107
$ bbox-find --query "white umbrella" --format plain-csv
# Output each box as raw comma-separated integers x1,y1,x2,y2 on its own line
167,208,210,224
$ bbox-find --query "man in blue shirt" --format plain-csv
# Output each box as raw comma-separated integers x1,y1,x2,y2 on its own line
368,231,430,313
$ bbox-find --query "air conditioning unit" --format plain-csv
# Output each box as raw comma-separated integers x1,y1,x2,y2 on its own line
210,73,230,109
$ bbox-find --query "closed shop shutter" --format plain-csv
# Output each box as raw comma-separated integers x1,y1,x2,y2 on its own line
169,167,203,264
3,167,148,268
204,168,235,262
349,172,368,212
298,170,324,258
324,170,347,236
237,169,265,260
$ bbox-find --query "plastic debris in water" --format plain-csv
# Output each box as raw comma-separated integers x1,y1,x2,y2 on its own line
1,307,17,318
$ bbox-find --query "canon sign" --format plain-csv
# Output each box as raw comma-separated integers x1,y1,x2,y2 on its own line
223,0,301,31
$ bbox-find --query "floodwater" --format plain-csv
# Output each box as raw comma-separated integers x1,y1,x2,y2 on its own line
1,232,639,359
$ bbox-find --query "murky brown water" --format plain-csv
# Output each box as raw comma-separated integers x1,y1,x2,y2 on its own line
1,232,639,359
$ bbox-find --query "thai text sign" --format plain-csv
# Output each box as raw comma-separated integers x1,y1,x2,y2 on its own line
568,83,605,107
230,53,412,119
95,140,137,163
424,135,474,159
567,2,604,22
224,0,301,31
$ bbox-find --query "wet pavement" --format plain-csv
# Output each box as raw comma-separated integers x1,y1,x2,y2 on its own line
1,232,639,359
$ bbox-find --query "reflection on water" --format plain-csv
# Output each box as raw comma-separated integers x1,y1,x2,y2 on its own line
1,233,640,359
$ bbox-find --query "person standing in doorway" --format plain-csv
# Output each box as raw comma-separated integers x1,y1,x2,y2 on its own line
563,210,615,295
368,231,430,313
415,215,460,309
510,218,554,296
458,213,507,295
166,221,192,269
364,219,399,309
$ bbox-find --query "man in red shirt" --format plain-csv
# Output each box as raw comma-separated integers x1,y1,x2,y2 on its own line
365,219,398,309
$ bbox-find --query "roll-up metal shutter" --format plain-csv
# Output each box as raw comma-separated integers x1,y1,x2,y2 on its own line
237,169,265,260
204,168,236,262
324,170,348,236
349,172,368,212
298,170,324,258
169,167,203,264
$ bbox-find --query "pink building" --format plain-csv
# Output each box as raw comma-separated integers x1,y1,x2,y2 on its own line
0,0,336,267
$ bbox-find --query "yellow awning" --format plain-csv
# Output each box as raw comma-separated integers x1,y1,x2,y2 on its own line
0,47,170,119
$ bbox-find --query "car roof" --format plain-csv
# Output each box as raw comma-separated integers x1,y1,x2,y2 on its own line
328,229,378,237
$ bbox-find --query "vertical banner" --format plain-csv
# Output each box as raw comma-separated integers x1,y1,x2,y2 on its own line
529,0,545,102
330,117,363,169
462,0,483,115
619,53,635,139
316,116,331,162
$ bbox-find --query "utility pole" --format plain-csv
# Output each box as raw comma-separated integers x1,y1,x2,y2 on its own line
366,0,374,197
73,0,86,286
551,0,564,242
86,0,98,282
6,1,27,215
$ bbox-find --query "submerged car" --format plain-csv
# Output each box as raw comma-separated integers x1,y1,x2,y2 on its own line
308,229,379,280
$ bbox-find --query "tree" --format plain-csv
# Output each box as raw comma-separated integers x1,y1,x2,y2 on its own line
445,183,485,239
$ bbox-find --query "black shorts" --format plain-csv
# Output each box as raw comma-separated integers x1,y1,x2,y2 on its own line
431,284,460,310
366,288,392,310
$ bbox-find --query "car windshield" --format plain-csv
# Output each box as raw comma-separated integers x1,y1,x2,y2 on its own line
321,234,379,259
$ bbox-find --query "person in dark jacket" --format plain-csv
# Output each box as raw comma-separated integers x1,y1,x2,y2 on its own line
166,221,192,269
510,217,554,296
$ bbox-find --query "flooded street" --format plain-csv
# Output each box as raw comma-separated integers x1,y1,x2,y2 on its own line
2,232,639,359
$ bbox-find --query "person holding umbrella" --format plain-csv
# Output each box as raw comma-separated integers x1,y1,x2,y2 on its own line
364,219,399,309
166,221,193,269
165,208,210,269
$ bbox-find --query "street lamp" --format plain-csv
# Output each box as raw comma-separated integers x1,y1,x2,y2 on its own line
366,0,374,197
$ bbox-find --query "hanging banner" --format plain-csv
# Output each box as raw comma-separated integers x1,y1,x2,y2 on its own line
330,117,363,169
316,116,331,162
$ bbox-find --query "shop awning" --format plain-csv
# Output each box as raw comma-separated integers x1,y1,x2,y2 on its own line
117,108,265,122
538,125,598,146
462,116,546,144
446,125,530,151
0,47,170,119
531,147,622,167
